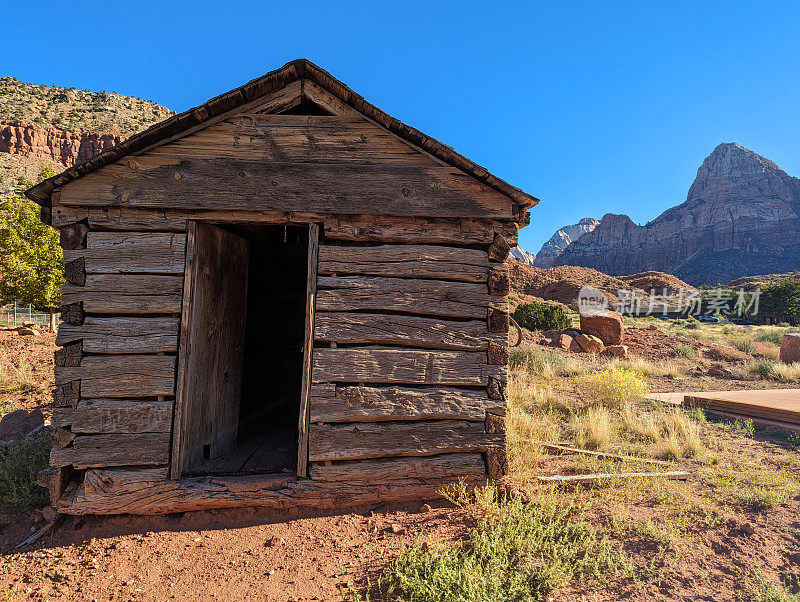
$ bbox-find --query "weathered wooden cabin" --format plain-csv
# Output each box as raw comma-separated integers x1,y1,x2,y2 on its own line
27,59,537,515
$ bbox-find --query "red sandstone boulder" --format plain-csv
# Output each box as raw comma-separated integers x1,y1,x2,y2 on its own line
576,333,604,354
780,334,800,363
605,344,628,359
552,333,574,350
0,409,45,443
579,309,624,345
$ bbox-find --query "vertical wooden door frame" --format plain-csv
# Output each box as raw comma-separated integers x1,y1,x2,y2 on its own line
297,222,320,477
169,221,198,479
169,220,320,480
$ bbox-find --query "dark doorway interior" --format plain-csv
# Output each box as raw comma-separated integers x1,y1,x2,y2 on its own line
185,224,309,476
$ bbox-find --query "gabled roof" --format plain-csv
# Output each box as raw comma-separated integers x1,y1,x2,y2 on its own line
26,59,538,211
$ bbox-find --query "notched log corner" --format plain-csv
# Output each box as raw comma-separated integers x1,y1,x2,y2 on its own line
487,308,509,333
487,377,506,401
487,267,510,297
64,257,86,286
54,341,83,367
487,232,511,262
487,341,509,365
60,302,85,326
53,381,80,408
36,466,73,504
59,221,88,250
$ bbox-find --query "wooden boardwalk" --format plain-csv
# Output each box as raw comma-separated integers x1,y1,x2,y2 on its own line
682,389,800,430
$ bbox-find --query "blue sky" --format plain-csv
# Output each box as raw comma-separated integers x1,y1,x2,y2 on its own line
4,1,799,252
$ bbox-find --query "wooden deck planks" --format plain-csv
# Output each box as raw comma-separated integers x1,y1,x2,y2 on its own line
683,389,800,424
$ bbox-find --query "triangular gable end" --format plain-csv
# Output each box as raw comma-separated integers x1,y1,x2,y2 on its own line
26,59,538,217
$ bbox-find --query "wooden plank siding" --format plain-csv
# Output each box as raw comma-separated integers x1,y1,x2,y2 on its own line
312,348,504,386
55,355,176,398
318,244,489,283
50,207,518,247
146,115,433,165
61,274,184,314
309,421,502,462
57,317,180,353
59,157,512,219
64,232,186,274
310,385,500,423
52,399,173,434
316,276,494,319
314,313,504,350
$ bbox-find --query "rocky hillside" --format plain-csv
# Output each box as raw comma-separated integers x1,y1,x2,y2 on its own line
0,77,173,196
533,217,598,268
554,143,800,285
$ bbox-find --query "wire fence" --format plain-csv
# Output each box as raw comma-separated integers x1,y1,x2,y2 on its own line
0,303,56,327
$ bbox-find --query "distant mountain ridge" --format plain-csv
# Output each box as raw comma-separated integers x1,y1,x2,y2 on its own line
554,143,800,285
533,217,599,268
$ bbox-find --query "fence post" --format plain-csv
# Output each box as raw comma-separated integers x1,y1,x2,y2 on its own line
13,301,17,327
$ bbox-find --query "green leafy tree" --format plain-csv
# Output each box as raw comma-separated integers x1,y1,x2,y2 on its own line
0,166,63,329
760,279,800,325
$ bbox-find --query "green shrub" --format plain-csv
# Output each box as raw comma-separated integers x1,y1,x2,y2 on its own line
754,329,787,345
0,432,52,509
674,345,696,359
749,358,777,379
685,322,700,330
512,302,572,332
380,486,630,601
733,338,757,355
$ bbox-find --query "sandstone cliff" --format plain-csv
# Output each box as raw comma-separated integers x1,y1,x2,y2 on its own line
555,143,800,285
0,76,173,196
0,120,122,167
533,217,599,268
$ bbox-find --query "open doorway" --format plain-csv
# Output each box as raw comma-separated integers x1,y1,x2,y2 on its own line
174,223,311,477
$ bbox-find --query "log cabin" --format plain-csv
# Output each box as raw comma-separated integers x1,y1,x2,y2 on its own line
26,59,537,515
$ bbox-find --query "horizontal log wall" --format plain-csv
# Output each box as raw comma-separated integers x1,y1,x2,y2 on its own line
51,226,184,481
308,230,511,481
48,105,516,512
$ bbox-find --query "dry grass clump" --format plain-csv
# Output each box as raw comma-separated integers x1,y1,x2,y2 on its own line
772,362,800,383
657,410,703,460
673,344,696,359
0,359,36,395
578,366,648,410
620,404,703,459
510,347,588,379
572,406,614,450
608,356,682,378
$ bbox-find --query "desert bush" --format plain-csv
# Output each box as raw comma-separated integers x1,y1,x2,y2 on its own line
754,329,786,345
732,338,756,355
579,367,648,410
684,321,700,330
0,432,51,509
748,358,777,379
380,486,630,601
512,301,572,332
673,345,696,359
572,406,614,450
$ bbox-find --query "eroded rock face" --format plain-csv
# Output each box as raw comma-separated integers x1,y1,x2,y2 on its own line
555,143,800,285
0,120,123,168
534,218,599,268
